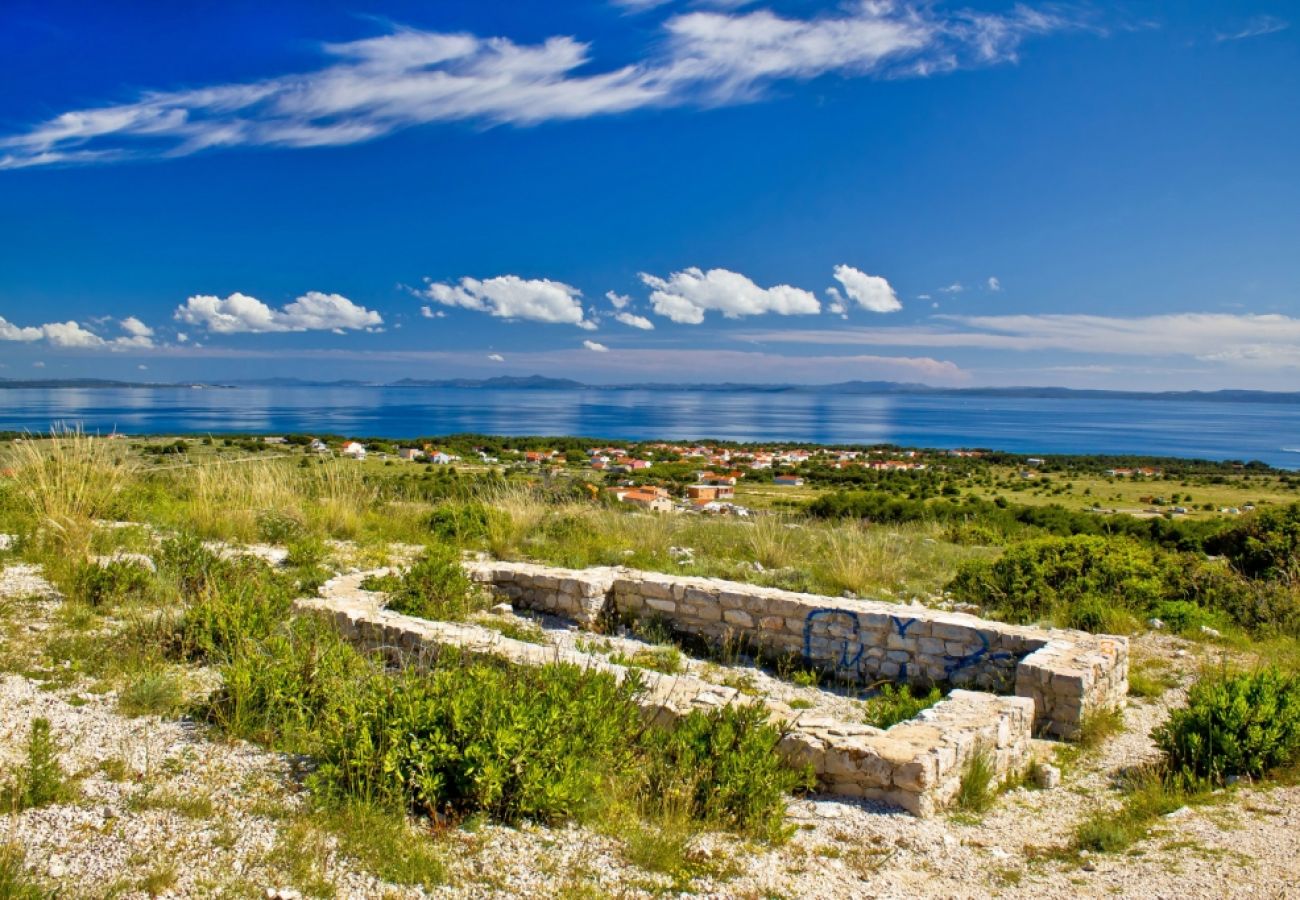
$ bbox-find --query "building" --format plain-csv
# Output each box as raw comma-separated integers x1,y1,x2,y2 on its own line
773,475,804,487
341,441,367,459
687,484,735,501
397,447,424,462
606,485,674,512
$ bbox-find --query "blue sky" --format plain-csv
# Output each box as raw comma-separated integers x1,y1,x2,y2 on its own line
1,1,1297,389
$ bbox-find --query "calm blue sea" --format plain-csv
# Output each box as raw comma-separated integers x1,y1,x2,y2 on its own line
1,386,1298,468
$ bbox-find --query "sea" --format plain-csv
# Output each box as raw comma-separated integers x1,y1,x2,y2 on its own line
1,386,1298,469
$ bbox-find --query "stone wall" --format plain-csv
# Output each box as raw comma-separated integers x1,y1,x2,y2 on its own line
299,573,1035,817
466,560,1127,739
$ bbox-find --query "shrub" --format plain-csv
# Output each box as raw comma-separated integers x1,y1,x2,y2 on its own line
948,535,1170,628
1208,502,1300,581
256,509,306,544
379,546,484,622
312,660,643,824
638,703,811,842
157,533,225,596
427,501,501,544
70,558,153,607
862,682,943,729
1155,667,1300,784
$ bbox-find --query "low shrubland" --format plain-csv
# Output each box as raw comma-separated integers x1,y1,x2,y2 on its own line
862,682,944,729
948,533,1299,637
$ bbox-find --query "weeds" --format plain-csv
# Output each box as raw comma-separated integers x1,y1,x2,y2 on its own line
862,682,943,729
955,746,996,814
118,670,186,717
0,843,46,900
1,718,72,812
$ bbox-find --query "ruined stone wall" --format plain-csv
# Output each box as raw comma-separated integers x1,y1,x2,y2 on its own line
300,573,1036,817
466,561,1128,739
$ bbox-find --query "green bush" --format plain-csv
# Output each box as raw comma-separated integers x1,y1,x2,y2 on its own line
948,533,1298,635
640,703,811,842
1208,502,1300,581
312,659,643,824
256,509,306,544
862,682,943,729
70,558,153,607
948,535,1168,629
427,501,501,543
1155,667,1300,784
376,545,484,622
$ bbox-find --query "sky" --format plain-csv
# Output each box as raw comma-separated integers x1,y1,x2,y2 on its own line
0,0,1297,389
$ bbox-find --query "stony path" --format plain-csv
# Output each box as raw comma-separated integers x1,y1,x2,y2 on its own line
2,556,1297,898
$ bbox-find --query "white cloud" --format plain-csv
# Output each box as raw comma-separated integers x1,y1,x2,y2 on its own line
0,314,155,349
120,316,154,338
987,276,1002,292
137,364,148,370
831,265,901,313
938,282,964,294
583,340,610,352
488,353,505,362
605,291,632,309
0,7,1079,169
176,332,189,343
0,316,42,342
32,361,45,368
1216,16,1288,42
423,275,593,328
174,291,382,334
640,266,819,324
739,312,1300,370
614,311,655,330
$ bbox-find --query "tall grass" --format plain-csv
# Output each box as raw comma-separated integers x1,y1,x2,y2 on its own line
5,427,134,554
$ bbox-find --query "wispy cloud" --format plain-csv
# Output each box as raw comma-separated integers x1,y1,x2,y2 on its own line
739,312,1300,369
0,3,1083,169
1216,15,1288,42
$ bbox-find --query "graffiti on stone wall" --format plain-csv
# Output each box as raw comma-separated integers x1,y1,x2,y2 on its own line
802,607,1014,684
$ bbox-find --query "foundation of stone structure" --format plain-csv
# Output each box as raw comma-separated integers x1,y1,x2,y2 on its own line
300,571,1050,817
464,561,1128,741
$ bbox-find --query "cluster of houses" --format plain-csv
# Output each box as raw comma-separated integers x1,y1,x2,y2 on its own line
1106,467,1164,477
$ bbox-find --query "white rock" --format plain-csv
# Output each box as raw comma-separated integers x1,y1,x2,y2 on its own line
1147,617,1165,630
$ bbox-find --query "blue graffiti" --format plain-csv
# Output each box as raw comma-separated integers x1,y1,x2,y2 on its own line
942,631,1013,678
891,615,917,636
802,608,864,673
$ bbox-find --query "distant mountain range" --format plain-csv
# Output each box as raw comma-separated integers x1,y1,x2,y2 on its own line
2,375,1298,403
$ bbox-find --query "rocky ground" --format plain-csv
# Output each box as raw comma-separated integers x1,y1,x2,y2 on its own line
2,548,1297,899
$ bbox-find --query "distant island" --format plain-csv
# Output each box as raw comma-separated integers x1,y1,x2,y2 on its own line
3,375,1299,404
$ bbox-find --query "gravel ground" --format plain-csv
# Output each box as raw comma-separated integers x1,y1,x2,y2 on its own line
2,555,1297,899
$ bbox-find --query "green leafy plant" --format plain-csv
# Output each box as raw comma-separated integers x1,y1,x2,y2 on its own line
862,682,943,729
1155,667,1300,784
70,558,153,607
377,546,484,622
2,718,72,812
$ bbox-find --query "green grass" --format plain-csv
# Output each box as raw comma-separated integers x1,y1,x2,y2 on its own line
0,843,46,900
955,747,996,814
117,670,187,717
610,645,685,675
862,682,943,729
1071,770,1202,855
